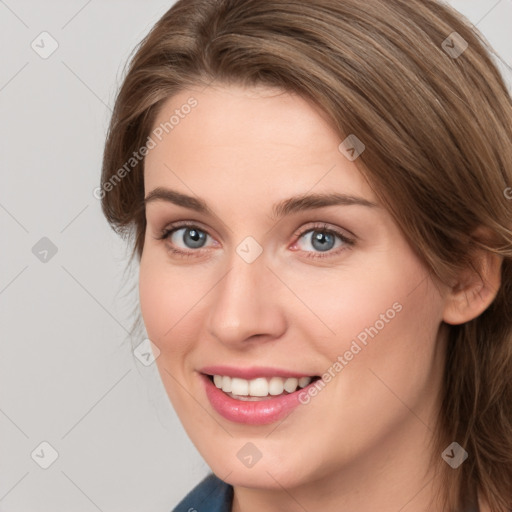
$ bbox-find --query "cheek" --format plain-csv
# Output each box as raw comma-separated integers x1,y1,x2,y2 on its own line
289,246,445,422
323,267,443,426
138,247,223,367
139,256,169,342
283,247,434,359
138,253,200,410
138,251,195,347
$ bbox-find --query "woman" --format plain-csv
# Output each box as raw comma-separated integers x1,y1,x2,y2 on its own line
100,0,512,510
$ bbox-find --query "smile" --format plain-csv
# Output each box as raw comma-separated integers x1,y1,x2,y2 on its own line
200,370,322,425
210,374,315,400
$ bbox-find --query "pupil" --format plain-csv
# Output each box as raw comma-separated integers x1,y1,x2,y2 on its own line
312,231,334,252
184,228,206,248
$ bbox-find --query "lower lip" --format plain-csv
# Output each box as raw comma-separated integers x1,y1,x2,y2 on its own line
201,373,316,425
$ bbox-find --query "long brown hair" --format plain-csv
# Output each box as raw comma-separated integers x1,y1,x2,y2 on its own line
100,0,512,509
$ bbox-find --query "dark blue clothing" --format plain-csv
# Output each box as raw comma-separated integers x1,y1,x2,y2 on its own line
173,473,233,512
173,473,481,512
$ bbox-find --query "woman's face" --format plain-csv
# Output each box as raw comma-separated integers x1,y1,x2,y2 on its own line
139,83,449,491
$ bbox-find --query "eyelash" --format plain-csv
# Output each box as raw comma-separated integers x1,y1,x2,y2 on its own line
154,221,355,260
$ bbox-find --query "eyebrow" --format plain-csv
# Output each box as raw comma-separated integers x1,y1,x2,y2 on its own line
144,187,378,219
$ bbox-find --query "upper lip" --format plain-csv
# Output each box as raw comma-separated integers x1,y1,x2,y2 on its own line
199,365,317,380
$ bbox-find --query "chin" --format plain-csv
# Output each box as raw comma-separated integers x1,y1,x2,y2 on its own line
201,444,317,490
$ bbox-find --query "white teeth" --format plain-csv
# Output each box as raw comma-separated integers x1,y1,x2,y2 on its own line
249,378,268,397
230,378,249,396
212,375,313,397
284,377,298,393
298,376,311,388
222,376,232,392
268,377,284,395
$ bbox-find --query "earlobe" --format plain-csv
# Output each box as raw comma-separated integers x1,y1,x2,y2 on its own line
443,249,503,326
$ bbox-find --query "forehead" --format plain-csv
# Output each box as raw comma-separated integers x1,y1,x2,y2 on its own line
143,83,375,204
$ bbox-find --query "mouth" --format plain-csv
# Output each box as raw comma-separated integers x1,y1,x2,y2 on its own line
200,371,323,425
204,374,322,401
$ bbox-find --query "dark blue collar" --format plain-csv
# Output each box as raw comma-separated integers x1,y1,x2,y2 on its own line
173,473,233,512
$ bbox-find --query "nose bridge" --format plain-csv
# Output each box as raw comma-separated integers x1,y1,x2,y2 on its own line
206,245,285,345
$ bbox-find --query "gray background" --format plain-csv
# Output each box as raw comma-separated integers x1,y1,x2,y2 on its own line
0,1,510,511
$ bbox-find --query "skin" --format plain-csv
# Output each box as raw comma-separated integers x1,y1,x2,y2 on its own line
139,83,501,511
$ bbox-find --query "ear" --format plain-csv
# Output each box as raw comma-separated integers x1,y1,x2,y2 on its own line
443,235,503,326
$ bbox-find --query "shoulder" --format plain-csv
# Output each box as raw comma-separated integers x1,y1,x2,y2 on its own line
172,473,234,512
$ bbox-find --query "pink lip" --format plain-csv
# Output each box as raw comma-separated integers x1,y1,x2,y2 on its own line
200,373,319,425
199,365,314,380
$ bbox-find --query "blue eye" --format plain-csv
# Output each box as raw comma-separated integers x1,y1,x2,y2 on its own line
156,221,355,260
293,223,355,259
174,227,208,249
301,230,337,252
158,224,211,252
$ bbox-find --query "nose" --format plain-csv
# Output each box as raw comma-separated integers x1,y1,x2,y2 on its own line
205,247,288,348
